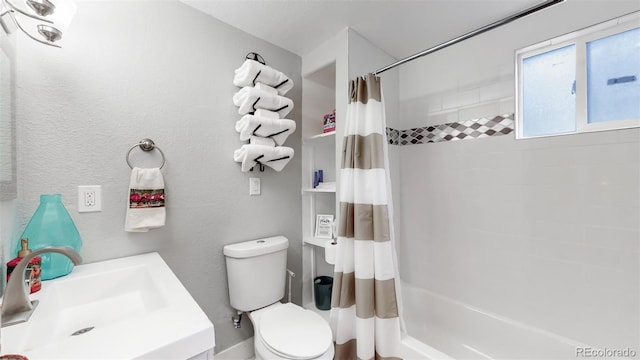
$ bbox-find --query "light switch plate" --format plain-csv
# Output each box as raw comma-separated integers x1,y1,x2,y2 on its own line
249,178,261,196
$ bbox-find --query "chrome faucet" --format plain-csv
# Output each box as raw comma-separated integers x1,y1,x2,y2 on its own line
2,246,82,327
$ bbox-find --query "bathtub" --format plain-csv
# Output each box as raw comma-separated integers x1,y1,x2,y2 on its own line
400,283,593,360
400,335,454,360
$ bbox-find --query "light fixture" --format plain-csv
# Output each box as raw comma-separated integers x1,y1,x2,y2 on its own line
0,0,76,48
26,0,55,16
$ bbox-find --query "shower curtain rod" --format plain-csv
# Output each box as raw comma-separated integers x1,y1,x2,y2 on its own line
374,0,565,75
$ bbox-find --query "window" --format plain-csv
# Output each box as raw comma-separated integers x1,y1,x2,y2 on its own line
516,12,640,139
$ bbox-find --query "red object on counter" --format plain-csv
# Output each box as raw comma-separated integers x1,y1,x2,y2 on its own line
6,238,42,294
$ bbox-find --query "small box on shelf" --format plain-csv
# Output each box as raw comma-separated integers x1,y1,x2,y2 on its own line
323,109,336,133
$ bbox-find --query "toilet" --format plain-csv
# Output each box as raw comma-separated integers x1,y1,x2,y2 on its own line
223,236,334,360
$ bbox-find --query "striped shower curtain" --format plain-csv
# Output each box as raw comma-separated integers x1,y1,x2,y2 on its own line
330,73,403,360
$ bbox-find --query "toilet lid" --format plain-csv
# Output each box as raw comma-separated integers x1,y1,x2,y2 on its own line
259,303,332,360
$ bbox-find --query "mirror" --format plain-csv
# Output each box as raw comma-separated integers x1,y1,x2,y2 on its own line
0,46,16,200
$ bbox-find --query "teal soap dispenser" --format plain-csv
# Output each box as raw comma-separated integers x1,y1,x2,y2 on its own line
17,194,82,280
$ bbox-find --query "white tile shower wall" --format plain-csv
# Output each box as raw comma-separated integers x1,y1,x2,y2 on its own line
400,79,514,129
395,1,640,358
399,130,639,356
399,79,513,130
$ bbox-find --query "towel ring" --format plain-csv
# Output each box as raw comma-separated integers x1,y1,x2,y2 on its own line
126,138,166,169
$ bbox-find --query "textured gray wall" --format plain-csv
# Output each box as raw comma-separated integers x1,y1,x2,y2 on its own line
13,1,301,352
0,17,17,294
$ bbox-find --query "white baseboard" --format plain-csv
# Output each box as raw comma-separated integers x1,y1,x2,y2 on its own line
215,337,254,360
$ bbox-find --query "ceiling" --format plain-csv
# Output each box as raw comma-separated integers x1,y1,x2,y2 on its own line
180,0,550,60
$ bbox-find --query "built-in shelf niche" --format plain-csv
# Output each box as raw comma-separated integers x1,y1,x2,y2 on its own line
301,58,337,317
302,61,336,138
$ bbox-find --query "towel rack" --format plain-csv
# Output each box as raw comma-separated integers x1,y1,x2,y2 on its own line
245,52,290,89
126,138,166,169
246,52,265,65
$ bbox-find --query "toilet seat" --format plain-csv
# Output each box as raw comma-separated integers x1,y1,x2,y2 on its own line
258,303,333,360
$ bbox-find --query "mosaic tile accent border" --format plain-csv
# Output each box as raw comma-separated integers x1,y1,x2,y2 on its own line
387,114,514,146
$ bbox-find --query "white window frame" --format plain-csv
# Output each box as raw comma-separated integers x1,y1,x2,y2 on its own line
515,11,640,139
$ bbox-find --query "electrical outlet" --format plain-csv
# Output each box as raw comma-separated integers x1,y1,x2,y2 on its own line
78,185,102,212
85,190,95,206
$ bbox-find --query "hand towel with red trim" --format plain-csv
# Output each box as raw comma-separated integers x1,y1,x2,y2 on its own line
125,167,166,232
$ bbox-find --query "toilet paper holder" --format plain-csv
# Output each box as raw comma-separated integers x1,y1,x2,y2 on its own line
324,239,337,265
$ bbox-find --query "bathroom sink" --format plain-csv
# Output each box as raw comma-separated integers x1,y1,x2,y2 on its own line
1,252,215,359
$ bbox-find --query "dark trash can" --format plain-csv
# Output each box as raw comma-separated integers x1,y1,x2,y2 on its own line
314,276,333,310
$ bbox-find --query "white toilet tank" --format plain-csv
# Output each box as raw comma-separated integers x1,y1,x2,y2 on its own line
223,236,289,312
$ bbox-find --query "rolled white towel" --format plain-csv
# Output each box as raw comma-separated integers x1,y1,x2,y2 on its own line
233,86,294,118
250,136,276,147
234,59,294,95
255,109,280,119
235,115,297,146
233,145,294,172
255,83,278,96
